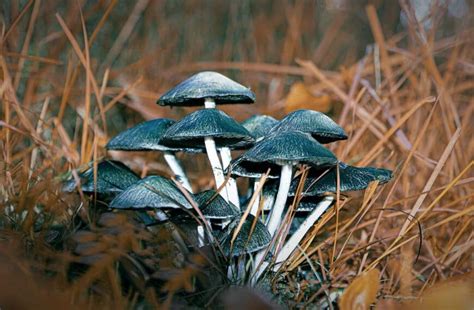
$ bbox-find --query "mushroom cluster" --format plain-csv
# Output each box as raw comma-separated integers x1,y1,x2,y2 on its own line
65,71,392,285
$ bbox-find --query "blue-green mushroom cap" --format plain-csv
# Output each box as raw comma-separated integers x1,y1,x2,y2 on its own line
160,109,254,149
241,115,279,140
194,190,240,220
106,118,181,152
63,160,140,194
229,131,338,177
109,175,192,210
220,214,271,257
289,163,393,196
270,109,347,144
157,71,256,106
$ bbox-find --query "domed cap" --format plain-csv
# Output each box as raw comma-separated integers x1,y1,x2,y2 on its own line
109,175,192,210
106,118,180,152
160,109,254,149
235,131,337,171
194,190,240,220
289,163,393,196
63,160,139,194
220,215,271,257
270,109,347,143
157,71,256,106
226,156,280,179
241,115,279,140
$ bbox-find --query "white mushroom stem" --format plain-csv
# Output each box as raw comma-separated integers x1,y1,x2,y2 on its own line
204,137,229,201
204,98,216,109
197,225,205,247
266,164,293,236
250,181,261,216
273,196,334,271
220,147,240,208
203,97,229,201
163,152,193,193
251,164,293,283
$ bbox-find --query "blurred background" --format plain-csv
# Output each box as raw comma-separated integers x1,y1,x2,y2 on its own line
0,0,473,308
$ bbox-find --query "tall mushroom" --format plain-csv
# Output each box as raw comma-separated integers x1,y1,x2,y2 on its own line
106,118,193,192
160,108,254,206
274,164,393,270
234,130,338,237
158,71,256,208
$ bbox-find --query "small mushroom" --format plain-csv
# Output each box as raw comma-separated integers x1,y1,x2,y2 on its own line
241,114,279,142
106,118,193,192
220,214,271,257
194,190,240,220
63,160,140,200
226,156,278,217
161,108,254,207
270,109,347,143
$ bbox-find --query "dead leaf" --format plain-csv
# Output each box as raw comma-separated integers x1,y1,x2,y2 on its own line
285,82,332,113
339,268,380,310
405,273,474,310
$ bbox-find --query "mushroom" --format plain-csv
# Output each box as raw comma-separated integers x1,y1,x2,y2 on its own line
109,175,193,253
220,214,271,258
269,109,347,143
241,114,279,142
288,163,393,197
157,71,256,208
194,189,241,246
194,189,240,221
63,159,140,200
160,108,254,207
157,71,255,107
109,175,192,211
226,156,279,217
106,118,193,192
274,164,393,271
233,130,338,237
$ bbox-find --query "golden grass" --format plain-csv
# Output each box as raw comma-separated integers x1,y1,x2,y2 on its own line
0,1,473,308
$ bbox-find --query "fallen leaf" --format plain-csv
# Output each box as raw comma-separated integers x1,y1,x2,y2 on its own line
339,268,380,310
405,273,474,310
285,82,332,113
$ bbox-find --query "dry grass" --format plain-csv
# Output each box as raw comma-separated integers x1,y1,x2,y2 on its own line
0,1,473,308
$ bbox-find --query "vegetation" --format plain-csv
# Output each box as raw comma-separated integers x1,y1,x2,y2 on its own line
0,1,472,309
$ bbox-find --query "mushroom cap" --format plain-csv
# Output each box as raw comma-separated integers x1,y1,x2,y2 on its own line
226,156,280,179
194,190,240,220
270,109,347,143
63,160,139,194
232,131,338,175
220,214,271,257
109,175,192,210
160,108,254,149
289,163,393,196
157,71,256,106
241,115,279,140
106,118,184,152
